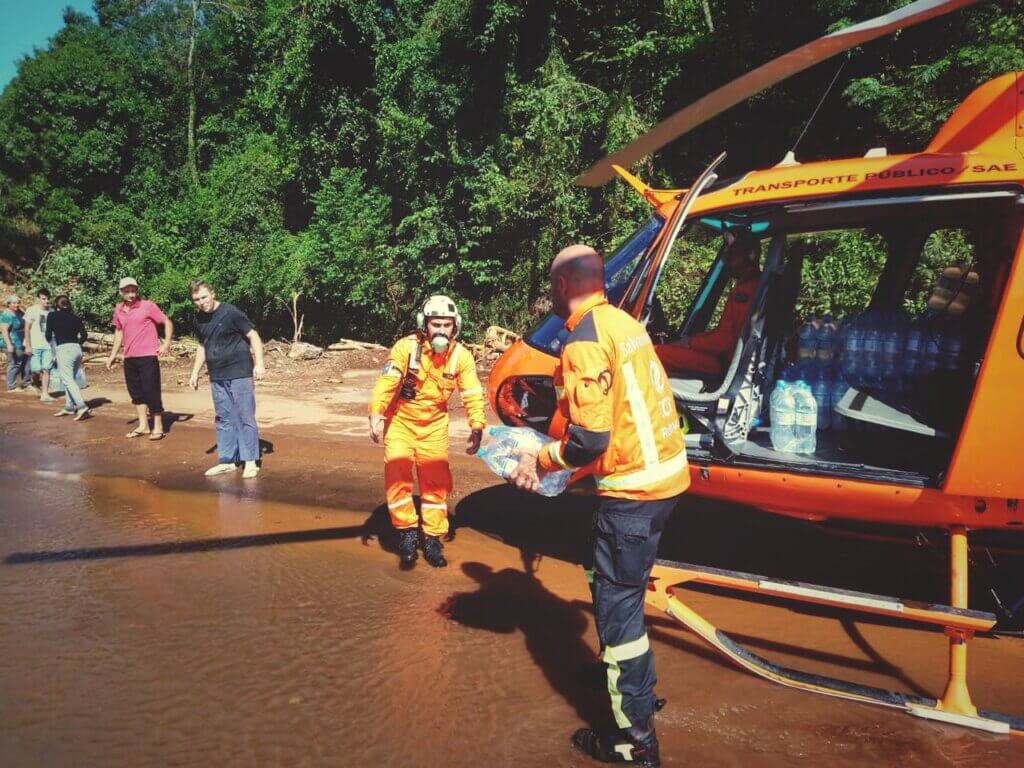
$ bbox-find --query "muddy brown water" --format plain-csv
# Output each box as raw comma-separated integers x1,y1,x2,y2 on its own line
1,421,1023,766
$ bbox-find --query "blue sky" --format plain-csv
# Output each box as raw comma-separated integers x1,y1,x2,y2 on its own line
0,1,96,90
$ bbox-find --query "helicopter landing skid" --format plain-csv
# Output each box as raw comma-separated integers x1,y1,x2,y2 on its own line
648,529,1023,735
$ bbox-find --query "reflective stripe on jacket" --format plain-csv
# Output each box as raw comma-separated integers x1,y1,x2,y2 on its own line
369,334,486,428
538,293,689,501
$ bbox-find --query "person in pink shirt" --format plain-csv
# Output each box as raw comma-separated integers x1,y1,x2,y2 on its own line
105,277,175,440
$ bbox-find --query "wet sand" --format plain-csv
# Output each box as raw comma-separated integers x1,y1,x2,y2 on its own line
1,398,1023,766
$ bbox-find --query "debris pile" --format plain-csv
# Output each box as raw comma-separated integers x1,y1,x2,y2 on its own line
82,331,198,363
464,325,520,364
287,341,323,361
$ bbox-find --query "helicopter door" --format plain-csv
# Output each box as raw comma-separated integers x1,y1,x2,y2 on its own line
619,152,726,320
671,235,786,458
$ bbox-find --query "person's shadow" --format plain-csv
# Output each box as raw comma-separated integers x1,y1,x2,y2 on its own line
440,554,612,732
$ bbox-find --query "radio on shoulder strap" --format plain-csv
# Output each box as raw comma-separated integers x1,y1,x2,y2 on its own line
399,342,422,401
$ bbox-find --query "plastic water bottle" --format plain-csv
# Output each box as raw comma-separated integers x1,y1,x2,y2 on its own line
881,312,905,393
811,368,831,431
769,381,797,452
797,314,818,364
833,317,848,370
922,323,943,376
475,426,571,497
903,318,924,387
831,375,849,432
792,381,817,454
816,314,837,366
942,331,964,371
843,316,864,387
798,358,818,385
862,313,882,388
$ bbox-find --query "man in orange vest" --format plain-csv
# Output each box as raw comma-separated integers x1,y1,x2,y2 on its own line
511,245,688,767
655,229,761,378
369,295,486,569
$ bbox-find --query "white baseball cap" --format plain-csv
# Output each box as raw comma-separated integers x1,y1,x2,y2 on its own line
119,277,139,290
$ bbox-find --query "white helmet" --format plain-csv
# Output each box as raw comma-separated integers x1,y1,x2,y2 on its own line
417,294,463,338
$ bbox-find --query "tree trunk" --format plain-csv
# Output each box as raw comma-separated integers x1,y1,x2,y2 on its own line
186,0,199,186
288,291,305,344
701,0,714,33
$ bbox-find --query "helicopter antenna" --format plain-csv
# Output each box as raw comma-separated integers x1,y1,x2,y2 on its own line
790,57,847,157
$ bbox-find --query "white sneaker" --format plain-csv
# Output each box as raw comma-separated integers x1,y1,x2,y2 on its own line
242,462,260,479
40,394,57,403
204,463,238,477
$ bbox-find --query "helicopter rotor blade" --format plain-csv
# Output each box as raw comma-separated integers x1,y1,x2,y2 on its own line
577,0,980,187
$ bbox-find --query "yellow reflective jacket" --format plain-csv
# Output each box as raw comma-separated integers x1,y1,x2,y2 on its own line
538,293,689,501
370,334,486,428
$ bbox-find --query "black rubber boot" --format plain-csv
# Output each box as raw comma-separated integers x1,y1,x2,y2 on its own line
397,529,418,569
570,720,660,767
422,535,448,568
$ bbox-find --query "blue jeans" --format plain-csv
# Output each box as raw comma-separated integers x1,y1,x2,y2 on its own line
6,348,28,390
211,377,259,463
55,343,87,411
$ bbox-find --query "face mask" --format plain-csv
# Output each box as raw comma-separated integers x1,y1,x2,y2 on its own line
430,333,451,354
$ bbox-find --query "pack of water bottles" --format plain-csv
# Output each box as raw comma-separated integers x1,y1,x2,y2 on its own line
769,377,818,454
774,309,969,453
794,313,851,438
474,425,572,496
837,309,965,395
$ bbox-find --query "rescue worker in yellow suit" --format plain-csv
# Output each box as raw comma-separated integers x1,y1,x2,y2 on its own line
510,245,689,767
369,295,486,569
654,228,761,378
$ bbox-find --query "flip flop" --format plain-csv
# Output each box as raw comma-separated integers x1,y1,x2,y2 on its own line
126,429,150,438
149,432,165,441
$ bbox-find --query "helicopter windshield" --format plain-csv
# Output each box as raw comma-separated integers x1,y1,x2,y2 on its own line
525,217,663,355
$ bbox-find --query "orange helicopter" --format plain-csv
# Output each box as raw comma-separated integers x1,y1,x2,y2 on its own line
487,0,1024,736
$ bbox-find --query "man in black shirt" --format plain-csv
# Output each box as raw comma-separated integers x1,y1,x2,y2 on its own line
188,280,266,479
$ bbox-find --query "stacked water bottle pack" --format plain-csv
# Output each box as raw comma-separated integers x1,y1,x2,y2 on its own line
769,378,818,454
771,309,968,455
839,309,965,394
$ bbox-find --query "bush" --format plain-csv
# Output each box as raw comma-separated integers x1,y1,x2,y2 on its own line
32,244,117,328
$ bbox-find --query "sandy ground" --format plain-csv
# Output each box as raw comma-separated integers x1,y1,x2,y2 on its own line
1,385,1024,766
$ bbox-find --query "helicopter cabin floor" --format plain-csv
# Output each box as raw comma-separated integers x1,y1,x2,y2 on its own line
690,425,952,487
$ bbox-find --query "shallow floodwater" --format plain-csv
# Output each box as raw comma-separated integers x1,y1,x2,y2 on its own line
0,464,1022,767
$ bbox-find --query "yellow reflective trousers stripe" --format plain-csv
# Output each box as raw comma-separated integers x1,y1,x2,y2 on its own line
603,633,651,728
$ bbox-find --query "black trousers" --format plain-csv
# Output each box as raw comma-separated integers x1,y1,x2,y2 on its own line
590,494,679,729
124,356,163,413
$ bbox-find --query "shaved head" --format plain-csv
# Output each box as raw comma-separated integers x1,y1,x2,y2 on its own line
550,243,605,319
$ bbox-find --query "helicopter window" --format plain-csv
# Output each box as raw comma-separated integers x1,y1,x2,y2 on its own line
648,221,723,338
906,229,976,316
788,229,888,318
524,216,662,355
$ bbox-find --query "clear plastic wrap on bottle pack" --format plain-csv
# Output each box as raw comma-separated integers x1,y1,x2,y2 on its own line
475,425,572,497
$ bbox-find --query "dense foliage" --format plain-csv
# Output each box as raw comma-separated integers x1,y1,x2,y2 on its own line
1,1,1021,341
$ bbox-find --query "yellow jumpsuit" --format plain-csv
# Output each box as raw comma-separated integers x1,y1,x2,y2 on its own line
370,334,486,536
